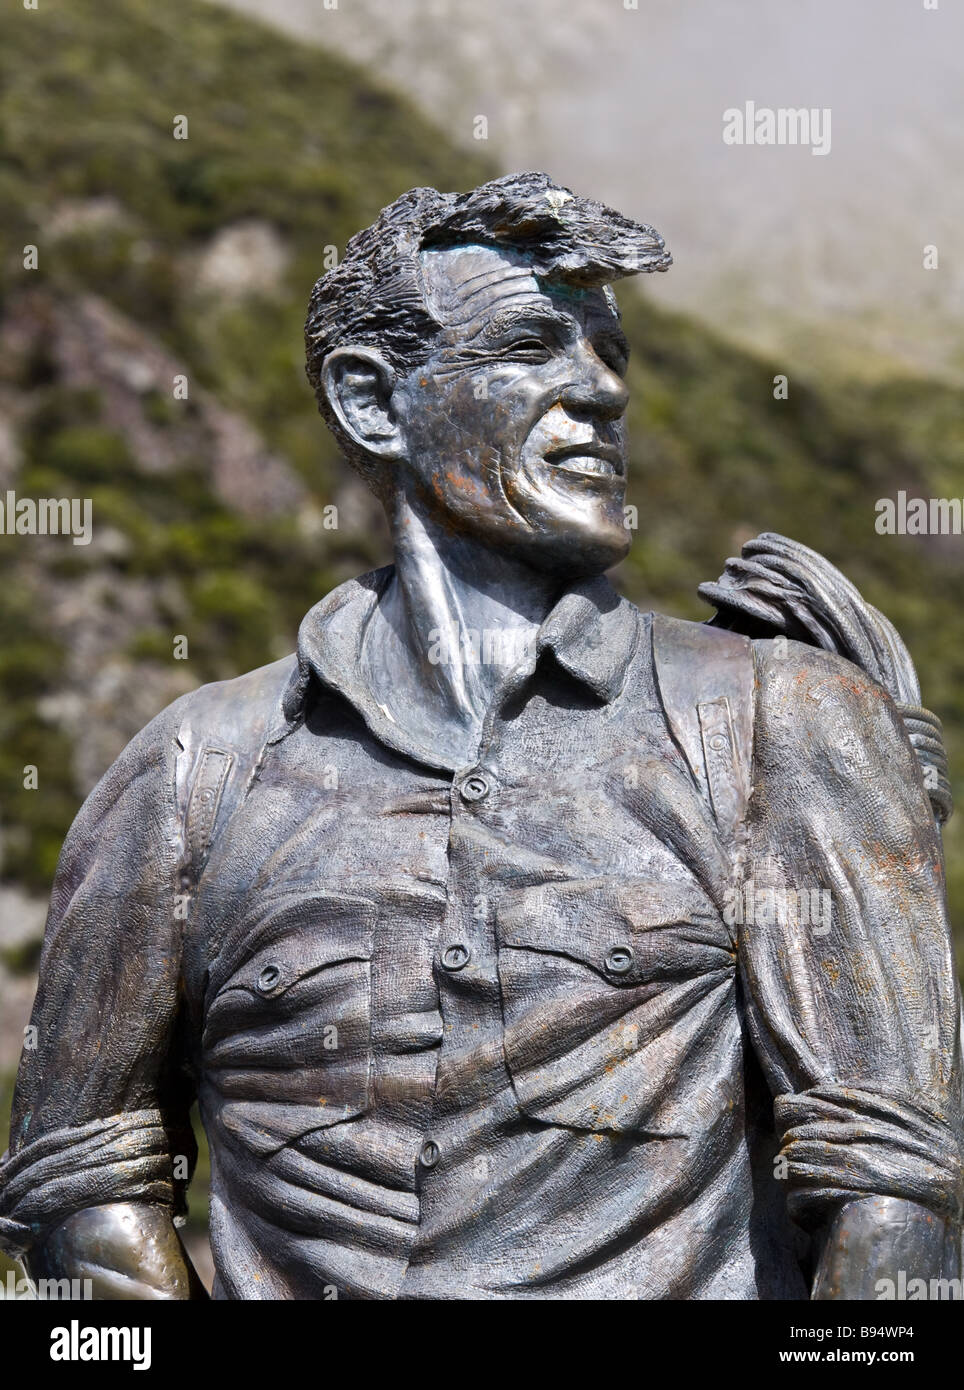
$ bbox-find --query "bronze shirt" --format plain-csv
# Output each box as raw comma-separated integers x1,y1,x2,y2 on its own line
2,569,961,1299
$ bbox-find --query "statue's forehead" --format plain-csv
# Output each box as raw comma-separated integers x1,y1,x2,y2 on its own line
418,243,613,333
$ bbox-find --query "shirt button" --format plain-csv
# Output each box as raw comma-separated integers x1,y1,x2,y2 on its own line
458,771,491,803
419,1140,440,1169
441,942,471,972
257,964,282,993
605,946,635,976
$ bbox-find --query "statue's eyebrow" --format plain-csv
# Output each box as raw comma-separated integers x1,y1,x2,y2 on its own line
471,302,575,344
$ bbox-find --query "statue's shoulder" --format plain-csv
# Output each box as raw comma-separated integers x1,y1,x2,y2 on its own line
155,656,299,873
649,613,755,730
751,635,898,737
649,610,885,714
650,610,752,664
172,654,297,756
167,564,392,754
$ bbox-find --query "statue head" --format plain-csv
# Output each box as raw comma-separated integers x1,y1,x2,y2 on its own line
305,172,670,578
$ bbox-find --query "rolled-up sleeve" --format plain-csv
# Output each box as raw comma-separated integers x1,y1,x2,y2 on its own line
0,698,195,1259
739,638,964,1230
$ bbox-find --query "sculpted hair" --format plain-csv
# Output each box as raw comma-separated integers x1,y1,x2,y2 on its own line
305,171,671,488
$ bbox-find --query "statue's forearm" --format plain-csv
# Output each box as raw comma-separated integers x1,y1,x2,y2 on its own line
811,1195,960,1300
24,1202,207,1300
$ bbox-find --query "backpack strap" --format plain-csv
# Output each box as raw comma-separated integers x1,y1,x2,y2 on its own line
173,659,298,891
182,746,237,879
174,734,241,893
651,613,755,855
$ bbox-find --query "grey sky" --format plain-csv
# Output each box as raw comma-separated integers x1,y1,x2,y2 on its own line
215,0,964,380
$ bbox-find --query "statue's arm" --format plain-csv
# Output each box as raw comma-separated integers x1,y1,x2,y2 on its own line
24,1203,206,1300
740,639,963,1299
0,697,205,1299
811,1195,960,1300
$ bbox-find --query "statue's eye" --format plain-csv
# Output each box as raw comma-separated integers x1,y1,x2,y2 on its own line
500,337,553,364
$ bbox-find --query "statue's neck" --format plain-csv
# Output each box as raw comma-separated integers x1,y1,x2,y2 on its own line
361,488,560,766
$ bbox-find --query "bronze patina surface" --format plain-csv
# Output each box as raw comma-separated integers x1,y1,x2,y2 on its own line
2,174,961,1299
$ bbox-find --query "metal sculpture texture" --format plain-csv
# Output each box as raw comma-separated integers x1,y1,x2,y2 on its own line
2,174,961,1300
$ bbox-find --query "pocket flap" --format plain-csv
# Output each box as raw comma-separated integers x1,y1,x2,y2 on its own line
203,890,375,1119
496,877,725,984
208,890,375,1001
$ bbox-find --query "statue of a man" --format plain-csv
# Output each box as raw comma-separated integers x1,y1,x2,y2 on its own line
2,173,961,1299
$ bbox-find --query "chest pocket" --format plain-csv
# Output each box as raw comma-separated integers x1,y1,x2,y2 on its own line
496,877,737,1135
203,890,375,1124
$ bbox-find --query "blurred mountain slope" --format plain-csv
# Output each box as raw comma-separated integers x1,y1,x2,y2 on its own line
218,0,964,384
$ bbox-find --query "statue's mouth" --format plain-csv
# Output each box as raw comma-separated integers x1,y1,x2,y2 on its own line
542,442,624,479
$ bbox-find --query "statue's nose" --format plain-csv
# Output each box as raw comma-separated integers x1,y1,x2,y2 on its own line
561,348,629,420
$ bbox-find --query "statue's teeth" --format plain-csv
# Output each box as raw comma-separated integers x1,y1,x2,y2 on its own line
553,455,613,476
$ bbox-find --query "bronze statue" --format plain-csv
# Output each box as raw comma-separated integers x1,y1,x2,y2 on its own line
2,173,961,1299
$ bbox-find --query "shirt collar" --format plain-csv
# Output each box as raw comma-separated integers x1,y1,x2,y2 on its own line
536,574,641,702
283,564,641,765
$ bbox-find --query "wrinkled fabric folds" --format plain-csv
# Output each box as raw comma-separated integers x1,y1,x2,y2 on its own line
0,1110,175,1258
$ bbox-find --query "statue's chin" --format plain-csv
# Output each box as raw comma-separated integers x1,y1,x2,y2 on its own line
503,521,632,580
398,471,631,579
500,464,630,575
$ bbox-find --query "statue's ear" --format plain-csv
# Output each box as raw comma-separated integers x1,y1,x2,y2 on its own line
320,346,403,459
